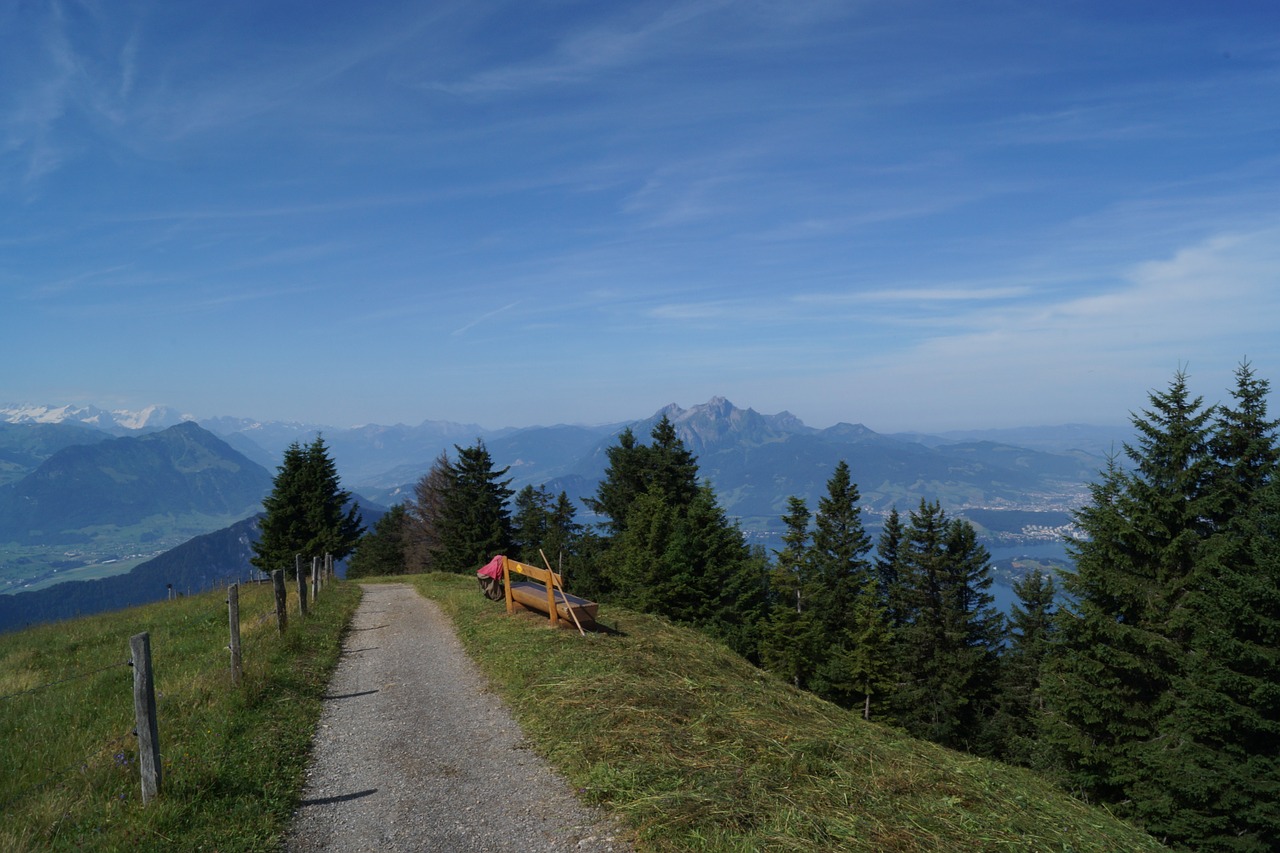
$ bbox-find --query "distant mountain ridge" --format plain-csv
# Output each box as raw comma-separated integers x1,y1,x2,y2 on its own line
0,421,271,544
0,395,1127,629
1,402,192,433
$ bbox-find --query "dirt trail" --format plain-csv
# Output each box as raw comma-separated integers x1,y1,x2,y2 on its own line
285,583,630,852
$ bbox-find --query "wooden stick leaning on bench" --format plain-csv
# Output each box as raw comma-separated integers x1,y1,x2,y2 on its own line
500,555,597,631
541,549,585,637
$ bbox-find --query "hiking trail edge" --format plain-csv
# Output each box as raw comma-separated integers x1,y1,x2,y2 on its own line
285,582,631,852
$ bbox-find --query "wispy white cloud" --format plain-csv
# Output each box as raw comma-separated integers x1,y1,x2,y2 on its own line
451,301,523,337
428,0,734,96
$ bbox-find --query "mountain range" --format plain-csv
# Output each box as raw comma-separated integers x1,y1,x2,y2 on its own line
1,396,1130,630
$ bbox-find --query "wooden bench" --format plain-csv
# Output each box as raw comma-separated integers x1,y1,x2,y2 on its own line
501,556,598,630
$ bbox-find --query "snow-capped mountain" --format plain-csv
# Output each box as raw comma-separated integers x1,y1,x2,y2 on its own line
0,403,193,432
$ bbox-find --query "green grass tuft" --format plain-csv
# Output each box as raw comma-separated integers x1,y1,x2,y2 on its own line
407,572,1164,852
0,579,359,851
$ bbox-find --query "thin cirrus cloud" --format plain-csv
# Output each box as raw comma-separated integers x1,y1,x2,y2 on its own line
1,1,1277,429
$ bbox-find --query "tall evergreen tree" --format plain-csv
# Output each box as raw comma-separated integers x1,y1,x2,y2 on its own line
1128,366,1280,850
403,453,449,572
648,414,700,509
1043,371,1215,810
582,427,648,539
436,440,514,572
987,569,1056,765
347,505,407,578
251,436,363,579
807,461,876,706
593,421,766,660
542,491,584,577
876,507,906,628
1043,366,1280,849
839,585,895,721
810,461,874,629
888,500,1000,750
299,435,364,562
761,497,823,689
511,484,553,565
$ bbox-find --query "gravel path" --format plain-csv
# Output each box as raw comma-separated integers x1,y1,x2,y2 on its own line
285,583,631,852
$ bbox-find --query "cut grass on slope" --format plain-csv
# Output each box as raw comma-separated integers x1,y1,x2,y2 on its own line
0,579,360,852
407,572,1164,853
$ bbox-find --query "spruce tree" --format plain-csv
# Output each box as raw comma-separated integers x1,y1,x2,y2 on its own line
582,427,648,538
300,435,364,563
888,500,1000,751
347,505,407,578
840,586,895,721
761,497,823,689
511,484,553,565
648,414,700,509
807,461,876,706
403,453,449,572
1127,365,1280,849
252,436,363,579
1042,366,1280,848
1043,454,1176,804
542,491,584,578
810,461,873,627
987,568,1056,765
593,421,765,660
876,507,906,627
436,440,514,572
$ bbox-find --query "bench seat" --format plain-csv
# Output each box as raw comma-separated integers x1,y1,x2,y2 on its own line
508,581,599,625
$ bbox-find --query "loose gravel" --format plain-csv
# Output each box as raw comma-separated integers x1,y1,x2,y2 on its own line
285,583,632,852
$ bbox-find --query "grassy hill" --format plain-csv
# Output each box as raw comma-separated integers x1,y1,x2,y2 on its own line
1,574,1163,851
0,579,358,851
410,573,1161,852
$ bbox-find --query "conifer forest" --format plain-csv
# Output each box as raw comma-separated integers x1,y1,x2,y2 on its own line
349,363,1280,851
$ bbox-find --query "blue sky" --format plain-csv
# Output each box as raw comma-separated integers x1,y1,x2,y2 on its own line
3,1,1278,432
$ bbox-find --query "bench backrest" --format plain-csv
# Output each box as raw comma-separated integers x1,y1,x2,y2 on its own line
502,556,562,589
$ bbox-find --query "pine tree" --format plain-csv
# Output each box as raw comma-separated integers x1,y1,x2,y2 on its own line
594,422,766,660
987,569,1056,765
1127,365,1280,849
436,440,514,572
761,497,823,689
403,453,449,572
807,461,876,706
511,484,553,565
876,507,906,627
1043,371,1216,813
888,500,1000,750
347,505,407,578
251,436,363,579
582,427,648,538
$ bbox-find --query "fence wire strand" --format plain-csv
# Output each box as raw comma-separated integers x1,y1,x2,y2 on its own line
0,660,131,704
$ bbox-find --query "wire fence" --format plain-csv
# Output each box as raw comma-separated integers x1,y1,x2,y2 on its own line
1,556,339,817
0,659,132,704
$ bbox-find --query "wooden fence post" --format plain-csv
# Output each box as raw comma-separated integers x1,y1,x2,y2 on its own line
227,583,242,686
297,560,308,617
273,570,287,634
129,632,162,804
311,556,319,601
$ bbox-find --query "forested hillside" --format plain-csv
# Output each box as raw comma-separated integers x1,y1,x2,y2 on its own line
352,363,1279,852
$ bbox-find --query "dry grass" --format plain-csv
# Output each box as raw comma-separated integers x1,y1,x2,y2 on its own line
407,572,1164,852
